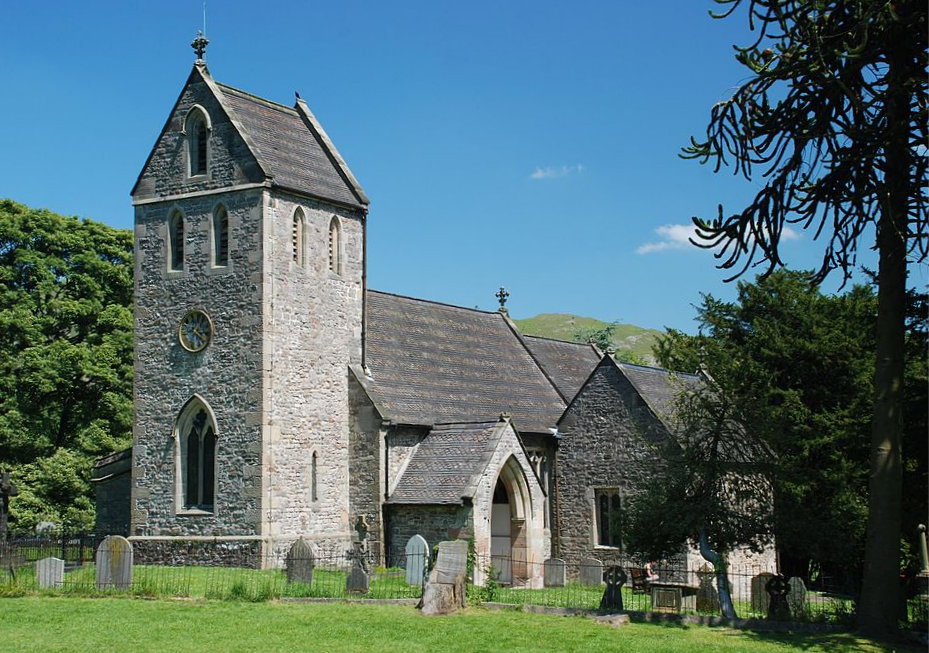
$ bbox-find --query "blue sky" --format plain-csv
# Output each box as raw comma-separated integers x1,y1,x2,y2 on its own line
1,1,892,332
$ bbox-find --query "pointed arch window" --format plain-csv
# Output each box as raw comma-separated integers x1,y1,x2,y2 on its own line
168,211,184,271
186,109,209,177
213,205,229,267
328,217,341,275
293,208,306,267
176,399,217,512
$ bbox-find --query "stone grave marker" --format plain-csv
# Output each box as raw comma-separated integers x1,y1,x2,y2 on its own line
433,540,468,585
421,540,468,616
405,534,429,585
599,566,627,611
285,537,315,586
750,572,775,615
786,576,807,616
36,557,64,589
695,563,719,613
347,564,370,594
543,558,566,587
580,557,603,586
95,535,133,589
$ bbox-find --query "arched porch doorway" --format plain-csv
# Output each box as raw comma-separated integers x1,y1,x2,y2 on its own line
489,456,532,586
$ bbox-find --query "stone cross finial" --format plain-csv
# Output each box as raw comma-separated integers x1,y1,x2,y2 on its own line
191,30,209,60
496,287,509,314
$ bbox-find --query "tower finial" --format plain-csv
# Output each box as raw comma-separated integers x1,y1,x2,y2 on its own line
496,287,510,315
191,30,209,61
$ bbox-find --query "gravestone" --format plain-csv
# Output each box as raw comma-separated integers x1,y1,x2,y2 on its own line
285,537,315,585
599,566,627,611
750,572,776,615
695,563,720,613
786,576,807,616
421,540,468,616
36,557,64,589
95,535,133,589
347,564,370,594
405,535,429,585
579,557,603,586
765,574,791,621
543,558,566,587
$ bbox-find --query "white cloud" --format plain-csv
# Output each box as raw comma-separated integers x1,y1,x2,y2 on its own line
636,223,801,255
530,164,585,180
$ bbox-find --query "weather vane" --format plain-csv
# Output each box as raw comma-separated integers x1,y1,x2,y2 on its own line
191,30,209,60
496,287,510,314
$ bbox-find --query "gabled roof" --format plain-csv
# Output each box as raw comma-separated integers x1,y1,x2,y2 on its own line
387,420,506,505
616,361,703,426
216,83,367,207
363,291,566,433
522,335,601,402
132,63,367,208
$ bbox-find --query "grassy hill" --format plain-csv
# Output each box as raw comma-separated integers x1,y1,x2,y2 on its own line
513,314,662,365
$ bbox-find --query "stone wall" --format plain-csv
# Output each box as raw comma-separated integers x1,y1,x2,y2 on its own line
555,359,670,569
262,188,365,558
132,538,264,568
348,371,384,561
132,187,265,538
386,505,471,564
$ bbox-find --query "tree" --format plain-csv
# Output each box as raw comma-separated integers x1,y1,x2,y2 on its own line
624,363,774,619
683,1,926,635
572,321,648,365
0,199,134,530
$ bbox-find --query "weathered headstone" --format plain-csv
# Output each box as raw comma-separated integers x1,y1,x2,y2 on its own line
36,557,64,589
433,540,468,585
786,576,807,616
599,566,627,611
543,558,566,587
95,535,133,589
580,557,603,586
421,540,468,616
405,534,429,585
695,563,720,613
285,537,315,585
750,572,776,615
765,574,791,621
347,564,370,594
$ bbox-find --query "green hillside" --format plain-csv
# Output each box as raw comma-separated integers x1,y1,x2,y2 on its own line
513,314,662,365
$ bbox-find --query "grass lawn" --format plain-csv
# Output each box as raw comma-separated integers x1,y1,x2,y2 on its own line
0,597,914,653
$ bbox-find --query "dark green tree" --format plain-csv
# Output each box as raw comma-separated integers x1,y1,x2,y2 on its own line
683,0,926,635
0,199,134,530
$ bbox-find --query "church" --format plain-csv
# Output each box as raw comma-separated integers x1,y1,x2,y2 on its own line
94,42,773,585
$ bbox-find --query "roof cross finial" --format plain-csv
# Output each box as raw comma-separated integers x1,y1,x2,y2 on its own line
496,287,510,315
191,30,209,61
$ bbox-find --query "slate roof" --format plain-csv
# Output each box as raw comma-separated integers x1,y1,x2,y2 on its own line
363,291,567,433
388,421,505,505
522,335,601,402
616,362,703,424
216,83,366,207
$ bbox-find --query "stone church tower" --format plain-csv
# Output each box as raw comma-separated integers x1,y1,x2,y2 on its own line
130,50,368,563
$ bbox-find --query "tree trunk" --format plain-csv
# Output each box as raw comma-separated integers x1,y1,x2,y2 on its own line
700,526,736,619
857,11,910,637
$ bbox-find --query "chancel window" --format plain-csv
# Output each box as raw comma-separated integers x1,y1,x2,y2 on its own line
168,211,184,271
328,217,341,274
186,110,208,176
595,489,622,548
177,402,216,512
213,205,229,267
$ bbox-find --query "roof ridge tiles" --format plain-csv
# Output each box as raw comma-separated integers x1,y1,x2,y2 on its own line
214,82,298,114
367,288,501,316
522,333,593,346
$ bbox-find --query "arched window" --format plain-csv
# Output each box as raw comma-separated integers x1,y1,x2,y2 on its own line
186,109,209,176
168,210,184,271
328,217,341,274
176,398,217,512
310,451,318,502
293,208,306,267
213,205,229,267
